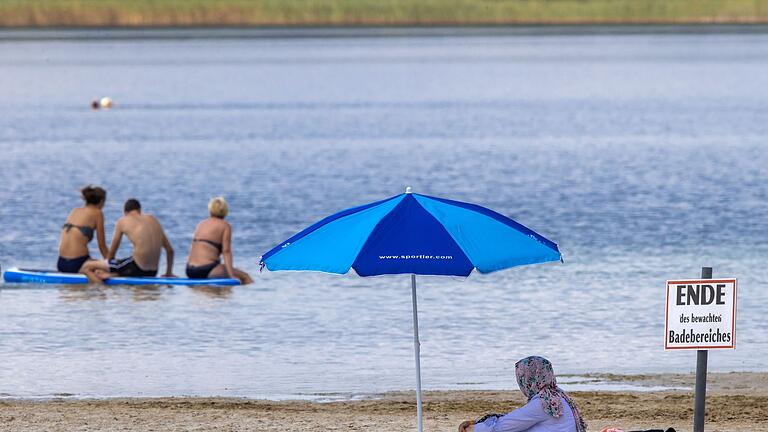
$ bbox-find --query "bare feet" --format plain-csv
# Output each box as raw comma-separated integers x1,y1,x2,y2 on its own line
81,261,110,284
233,268,253,285
84,270,106,284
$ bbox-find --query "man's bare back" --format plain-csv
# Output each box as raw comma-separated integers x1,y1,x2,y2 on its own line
115,212,166,271
81,199,174,283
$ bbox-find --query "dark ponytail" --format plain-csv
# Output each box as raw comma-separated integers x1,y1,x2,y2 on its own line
81,185,106,205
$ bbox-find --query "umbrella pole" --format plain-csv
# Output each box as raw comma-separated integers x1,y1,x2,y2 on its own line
411,274,424,432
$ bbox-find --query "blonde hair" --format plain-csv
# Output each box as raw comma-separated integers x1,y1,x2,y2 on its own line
208,196,229,218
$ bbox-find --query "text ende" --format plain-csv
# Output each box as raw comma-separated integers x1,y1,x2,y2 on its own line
676,284,727,306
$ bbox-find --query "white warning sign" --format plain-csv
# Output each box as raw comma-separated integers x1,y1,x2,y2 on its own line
665,279,737,350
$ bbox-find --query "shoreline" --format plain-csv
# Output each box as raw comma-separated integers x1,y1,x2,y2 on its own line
2,373,767,431
1,372,766,401
3,24,768,41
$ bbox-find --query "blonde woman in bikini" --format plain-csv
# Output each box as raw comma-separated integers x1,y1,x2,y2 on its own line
186,197,253,284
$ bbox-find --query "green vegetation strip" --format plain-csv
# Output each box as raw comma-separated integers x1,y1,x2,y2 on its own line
1,0,768,27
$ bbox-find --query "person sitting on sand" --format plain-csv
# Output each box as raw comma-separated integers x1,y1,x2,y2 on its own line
57,186,109,273
185,196,252,284
81,199,174,282
458,356,587,432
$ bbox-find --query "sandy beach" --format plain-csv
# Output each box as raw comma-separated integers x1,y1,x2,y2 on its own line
2,373,766,432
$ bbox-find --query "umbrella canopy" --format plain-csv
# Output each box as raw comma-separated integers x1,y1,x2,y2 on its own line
260,189,561,432
261,191,561,275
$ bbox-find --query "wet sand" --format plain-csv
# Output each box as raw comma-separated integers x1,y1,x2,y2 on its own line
1,373,766,432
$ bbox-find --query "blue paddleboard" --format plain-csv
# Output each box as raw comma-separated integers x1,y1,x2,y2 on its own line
2,267,240,286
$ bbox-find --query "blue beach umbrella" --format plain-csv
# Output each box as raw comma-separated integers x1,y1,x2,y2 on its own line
260,188,561,432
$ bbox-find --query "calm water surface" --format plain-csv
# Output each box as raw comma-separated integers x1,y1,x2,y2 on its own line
0,30,767,399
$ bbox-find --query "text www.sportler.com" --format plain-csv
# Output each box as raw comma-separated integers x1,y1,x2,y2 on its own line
378,255,453,260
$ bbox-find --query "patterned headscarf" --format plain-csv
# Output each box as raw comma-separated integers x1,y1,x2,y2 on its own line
515,356,587,432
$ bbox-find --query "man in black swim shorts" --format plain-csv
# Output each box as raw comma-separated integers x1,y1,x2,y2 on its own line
81,199,175,283
107,256,157,277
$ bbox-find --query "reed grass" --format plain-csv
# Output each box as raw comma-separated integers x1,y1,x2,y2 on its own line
1,0,767,27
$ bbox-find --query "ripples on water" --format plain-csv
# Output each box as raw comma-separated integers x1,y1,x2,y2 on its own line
0,30,767,398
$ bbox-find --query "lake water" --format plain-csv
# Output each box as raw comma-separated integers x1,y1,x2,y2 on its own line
1,28,767,399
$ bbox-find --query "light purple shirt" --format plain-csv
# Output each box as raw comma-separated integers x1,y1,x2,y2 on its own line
474,396,576,432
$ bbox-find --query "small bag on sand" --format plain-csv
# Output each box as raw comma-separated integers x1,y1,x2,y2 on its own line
475,413,504,423
601,428,676,432
631,429,676,432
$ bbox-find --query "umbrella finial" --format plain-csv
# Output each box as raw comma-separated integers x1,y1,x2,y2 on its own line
405,186,413,194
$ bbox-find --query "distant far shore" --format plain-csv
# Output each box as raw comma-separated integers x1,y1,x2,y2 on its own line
2,0,768,28
3,24,768,41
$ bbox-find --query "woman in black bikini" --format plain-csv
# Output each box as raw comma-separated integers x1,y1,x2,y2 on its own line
58,186,109,273
186,197,253,284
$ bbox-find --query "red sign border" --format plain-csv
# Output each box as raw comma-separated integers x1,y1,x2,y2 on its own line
664,278,737,350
